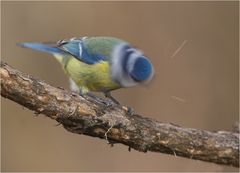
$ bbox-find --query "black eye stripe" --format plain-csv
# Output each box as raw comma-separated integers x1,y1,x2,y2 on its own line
121,45,135,74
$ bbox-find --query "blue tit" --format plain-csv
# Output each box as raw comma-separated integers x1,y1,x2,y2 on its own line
18,36,154,104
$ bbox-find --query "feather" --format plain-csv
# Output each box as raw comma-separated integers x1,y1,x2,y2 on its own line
59,38,107,64
17,42,64,54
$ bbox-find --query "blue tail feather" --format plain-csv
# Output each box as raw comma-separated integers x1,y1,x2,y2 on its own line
17,42,64,54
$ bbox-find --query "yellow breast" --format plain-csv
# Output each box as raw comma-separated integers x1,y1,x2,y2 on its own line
54,54,120,93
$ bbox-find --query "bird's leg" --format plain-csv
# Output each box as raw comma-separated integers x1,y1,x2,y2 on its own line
79,88,134,115
104,92,120,105
86,92,111,106
76,87,112,106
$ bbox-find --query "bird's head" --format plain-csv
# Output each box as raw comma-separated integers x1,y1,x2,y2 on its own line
111,43,154,87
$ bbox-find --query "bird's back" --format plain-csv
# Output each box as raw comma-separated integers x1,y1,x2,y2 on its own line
82,37,126,60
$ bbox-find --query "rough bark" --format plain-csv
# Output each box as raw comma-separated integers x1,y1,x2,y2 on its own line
1,61,239,167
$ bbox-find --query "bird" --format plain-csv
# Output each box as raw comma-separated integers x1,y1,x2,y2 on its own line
18,36,154,105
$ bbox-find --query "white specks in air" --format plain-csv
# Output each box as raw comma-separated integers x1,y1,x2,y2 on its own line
171,96,187,103
171,40,188,58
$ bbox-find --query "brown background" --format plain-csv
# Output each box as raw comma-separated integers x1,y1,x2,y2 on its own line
1,1,239,172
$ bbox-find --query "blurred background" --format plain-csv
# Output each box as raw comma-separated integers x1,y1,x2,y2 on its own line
1,1,239,172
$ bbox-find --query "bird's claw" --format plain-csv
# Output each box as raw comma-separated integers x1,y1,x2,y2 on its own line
122,106,134,115
104,92,135,115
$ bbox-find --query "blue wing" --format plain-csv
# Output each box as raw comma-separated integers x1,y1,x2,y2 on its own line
18,37,107,64
59,38,107,64
17,42,64,54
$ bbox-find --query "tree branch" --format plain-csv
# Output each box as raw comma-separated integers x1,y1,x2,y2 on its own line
1,61,239,167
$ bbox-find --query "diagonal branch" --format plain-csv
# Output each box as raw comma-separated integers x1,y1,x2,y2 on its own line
0,61,239,167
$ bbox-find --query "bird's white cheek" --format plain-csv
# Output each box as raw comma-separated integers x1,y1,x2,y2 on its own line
110,43,138,88
110,62,138,87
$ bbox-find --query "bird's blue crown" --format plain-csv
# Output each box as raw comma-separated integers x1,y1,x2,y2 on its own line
111,43,154,87
129,56,153,82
